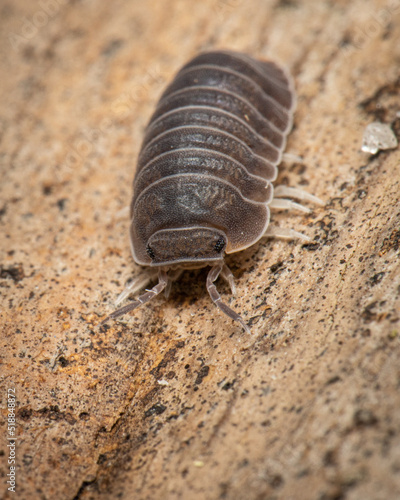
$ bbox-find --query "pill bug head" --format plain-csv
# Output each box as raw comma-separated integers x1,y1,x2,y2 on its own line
144,226,227,267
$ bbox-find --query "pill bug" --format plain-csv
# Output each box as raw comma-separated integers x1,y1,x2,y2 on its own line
101,50,321,333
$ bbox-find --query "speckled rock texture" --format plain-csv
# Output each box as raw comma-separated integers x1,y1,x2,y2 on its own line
1,1,400,499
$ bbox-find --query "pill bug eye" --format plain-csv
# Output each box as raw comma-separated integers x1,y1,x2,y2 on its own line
146,244,155,260
214,237,225,253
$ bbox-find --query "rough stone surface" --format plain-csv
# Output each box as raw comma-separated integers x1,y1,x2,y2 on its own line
1,1,400,499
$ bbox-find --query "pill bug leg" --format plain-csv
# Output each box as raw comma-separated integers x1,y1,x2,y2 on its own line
281,152,303,163
269,198,311,213
270,185,324,213
164,268,183,299
206,263,251,334
264,226,311,241
115,270,158,306
273,185,324,206
100,269,169,325
220,264,237,295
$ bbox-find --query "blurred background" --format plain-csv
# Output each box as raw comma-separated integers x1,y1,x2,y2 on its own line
1,1,400,499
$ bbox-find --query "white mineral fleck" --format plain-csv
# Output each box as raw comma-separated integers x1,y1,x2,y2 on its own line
361,122,398,154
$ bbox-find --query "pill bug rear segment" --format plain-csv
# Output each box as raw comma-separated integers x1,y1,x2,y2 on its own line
102,50,296,333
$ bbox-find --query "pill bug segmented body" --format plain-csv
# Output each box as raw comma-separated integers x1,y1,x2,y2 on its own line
101,50,318,333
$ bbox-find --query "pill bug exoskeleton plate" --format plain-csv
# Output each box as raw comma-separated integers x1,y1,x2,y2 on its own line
101,50,317,333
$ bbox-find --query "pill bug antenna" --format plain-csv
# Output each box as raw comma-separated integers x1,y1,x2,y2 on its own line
100,269,169,326
206,263,251,334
